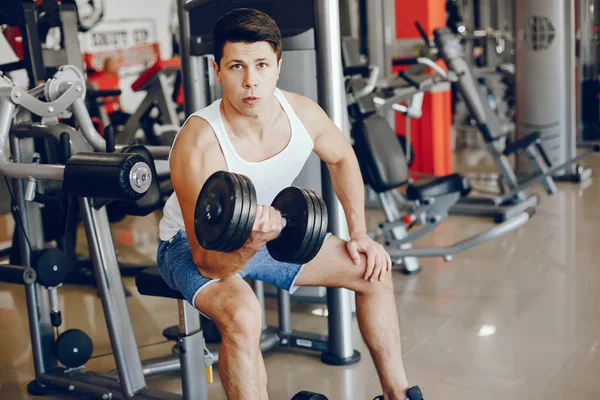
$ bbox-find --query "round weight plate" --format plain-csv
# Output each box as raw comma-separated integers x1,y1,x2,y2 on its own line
194,171,242,251
289,188,319,263
36,248,73,287
267,187,314,263
44,65,86,102
223,173,247,252
216,172,245,252
291,190,320,265
236,174,257,250
54,329,93,369
299,191,329,264
223,173,250,253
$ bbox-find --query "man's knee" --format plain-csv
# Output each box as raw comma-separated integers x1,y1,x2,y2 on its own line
210,292,263,346
349,258,394,295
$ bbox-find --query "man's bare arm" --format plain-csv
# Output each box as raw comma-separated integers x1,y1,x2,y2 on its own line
290,93,368,238
170,117,260,279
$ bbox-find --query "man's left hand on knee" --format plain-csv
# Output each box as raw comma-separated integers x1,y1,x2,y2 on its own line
346,234,392,282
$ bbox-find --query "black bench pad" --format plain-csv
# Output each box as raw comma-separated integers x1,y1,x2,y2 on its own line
406,173,470,202
136,267,183,300
503,131,541,156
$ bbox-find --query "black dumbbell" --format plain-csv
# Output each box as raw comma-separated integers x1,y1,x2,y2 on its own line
194,171,328,264
291,391,328,399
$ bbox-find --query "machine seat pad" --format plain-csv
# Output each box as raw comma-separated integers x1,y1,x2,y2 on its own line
131,58,182,92
135,267,183,300
503,131,541,156
353,115,410,193
406,173,470,202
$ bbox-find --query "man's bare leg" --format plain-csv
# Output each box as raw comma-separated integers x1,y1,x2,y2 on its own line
294,236,409,400
195,277,268,399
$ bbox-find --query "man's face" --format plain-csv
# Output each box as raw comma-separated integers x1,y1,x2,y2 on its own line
214,41,281,117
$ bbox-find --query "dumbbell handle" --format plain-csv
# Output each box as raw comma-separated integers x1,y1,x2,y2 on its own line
255,206,290,230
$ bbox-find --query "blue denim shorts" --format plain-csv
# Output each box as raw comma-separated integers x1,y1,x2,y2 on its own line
156,230,306,308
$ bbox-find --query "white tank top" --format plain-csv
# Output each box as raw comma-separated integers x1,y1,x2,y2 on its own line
158,88,314,241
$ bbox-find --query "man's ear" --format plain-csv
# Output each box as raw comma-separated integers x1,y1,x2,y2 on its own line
213,60,221,83
277,58,282,77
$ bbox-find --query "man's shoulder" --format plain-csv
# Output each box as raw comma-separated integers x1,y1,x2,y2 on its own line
279,89,315,108
278,89,322,121
173,116,219,153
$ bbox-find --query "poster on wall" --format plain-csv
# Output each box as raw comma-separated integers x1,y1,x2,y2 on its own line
79,19,160,76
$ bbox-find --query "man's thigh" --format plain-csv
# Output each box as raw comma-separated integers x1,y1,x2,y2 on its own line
292,235,389,292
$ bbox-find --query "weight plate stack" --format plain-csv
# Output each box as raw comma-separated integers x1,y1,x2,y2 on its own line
195,171,245,252
299,190,329,264
227,173,255,252
267,187,315,264
292,188,320,264
237,173,257,247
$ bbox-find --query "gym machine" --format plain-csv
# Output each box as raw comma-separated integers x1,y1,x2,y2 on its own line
515,0,593,182
0,0,84,85
113,58,183,146
427,25,599,222
0,67,185,399
72,0,356,393
341,38,537,274
144,0,362,369
0,64,328,400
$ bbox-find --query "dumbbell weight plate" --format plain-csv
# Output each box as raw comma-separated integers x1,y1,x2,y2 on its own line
221,173,247,252
194,171,245,252
290,188,319,263
226,173,254,253
292,189,322,265
267,187,316,263
299,190,329,264
237,174,257,249
291,391,328,400
222,173,245,253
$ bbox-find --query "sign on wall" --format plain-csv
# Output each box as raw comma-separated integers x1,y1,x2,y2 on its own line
80,19,160,75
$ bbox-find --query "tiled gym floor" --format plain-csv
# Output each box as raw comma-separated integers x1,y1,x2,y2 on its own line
1,149,600,399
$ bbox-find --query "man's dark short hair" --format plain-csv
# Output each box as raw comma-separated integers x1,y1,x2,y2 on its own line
212,8,283,67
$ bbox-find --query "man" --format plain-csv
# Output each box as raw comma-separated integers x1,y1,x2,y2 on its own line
157,8,422,400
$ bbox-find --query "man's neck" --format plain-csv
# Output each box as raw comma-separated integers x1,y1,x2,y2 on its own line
221,94,280,140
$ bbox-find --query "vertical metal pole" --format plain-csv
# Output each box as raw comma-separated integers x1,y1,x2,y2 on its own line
78,199,146,396
58,3,84,72
21,2,47,86
178,300,208,400
565,0,577,163
177,0,205,116
10,135,56,377
277,289,292,333
365,0,386,76
315,0,360,365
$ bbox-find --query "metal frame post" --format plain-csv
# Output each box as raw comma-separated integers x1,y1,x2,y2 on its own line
177,0,206,116
78,199,147,396
314,0,360,366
